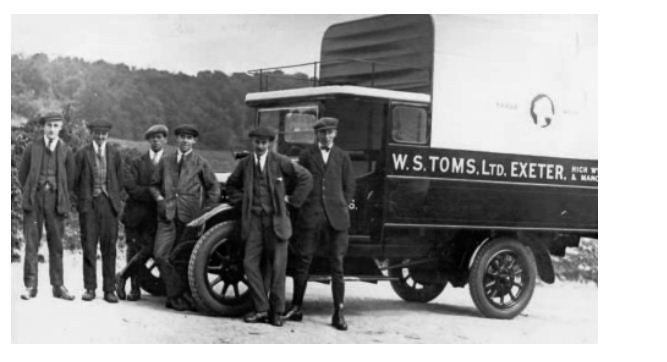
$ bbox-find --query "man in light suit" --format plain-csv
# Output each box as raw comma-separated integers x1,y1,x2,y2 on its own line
226,126,312,327
285,117,355,330
150,124,220,311
72,120,124,303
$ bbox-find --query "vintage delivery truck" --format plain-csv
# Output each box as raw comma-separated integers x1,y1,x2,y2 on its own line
134,14,598,319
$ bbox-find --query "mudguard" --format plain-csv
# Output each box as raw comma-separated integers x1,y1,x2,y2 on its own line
187,202,236,228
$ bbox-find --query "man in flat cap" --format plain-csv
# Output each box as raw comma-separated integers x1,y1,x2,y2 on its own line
72,119,124,303
18,112,76,301
150,124,220,311
115,124,168,301
285,117,355,330
226,126,312,326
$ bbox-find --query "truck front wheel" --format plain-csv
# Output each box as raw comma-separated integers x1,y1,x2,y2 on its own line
188,221,253,316
469,237,537,319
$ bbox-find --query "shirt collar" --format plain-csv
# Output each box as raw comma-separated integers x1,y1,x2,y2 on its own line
92,141,106,154
149,148,164,158
44,136,59,150
177,149,192,160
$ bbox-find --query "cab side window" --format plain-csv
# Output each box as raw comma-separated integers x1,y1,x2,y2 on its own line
392,106,428,145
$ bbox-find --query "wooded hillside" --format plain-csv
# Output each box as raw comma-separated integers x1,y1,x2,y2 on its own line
11,53,311,149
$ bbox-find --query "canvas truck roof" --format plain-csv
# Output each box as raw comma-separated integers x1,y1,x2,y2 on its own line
245,85,430,106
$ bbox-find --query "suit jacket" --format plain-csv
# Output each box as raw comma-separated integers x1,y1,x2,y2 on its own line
122,152,159,229
226,151,312,241
149,151,220,223
297,144,355,231
72,143,124,215
18,139,74,216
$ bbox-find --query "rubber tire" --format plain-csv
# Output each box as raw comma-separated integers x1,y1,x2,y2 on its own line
469,237,537,319
188,221,252,316
388,260,447,303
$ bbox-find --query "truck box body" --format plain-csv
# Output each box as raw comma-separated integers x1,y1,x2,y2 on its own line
320,15,598,233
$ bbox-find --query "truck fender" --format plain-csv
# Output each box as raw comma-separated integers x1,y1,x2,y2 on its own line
187,202,236,228
467,237,491,270
524,241,555,284
467,236,555,284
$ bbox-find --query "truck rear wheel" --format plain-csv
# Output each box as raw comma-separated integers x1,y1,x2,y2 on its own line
188,221,252,316
388,259,447,303
469,237,537,319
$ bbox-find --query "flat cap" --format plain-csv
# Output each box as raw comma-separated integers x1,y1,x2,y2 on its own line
174,124,199,137
313,117,339,131
248,126,277,141
39,112,64,125
144,124,169,139
87,119,113,132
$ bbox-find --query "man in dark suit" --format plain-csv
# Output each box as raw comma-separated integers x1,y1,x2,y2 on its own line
115,124,168,301
285,117,356,330
226,126,312,327
150,124,220,311
18,112,76,301
72,120,124,303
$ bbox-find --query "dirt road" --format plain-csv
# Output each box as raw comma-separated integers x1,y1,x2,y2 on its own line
11,252,597,343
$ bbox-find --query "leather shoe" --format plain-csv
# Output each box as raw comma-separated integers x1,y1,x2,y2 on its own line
52,286,75,301
126,288,141,301
20,287,37,300
332,307,348,331
166,297,188,311
243,311,269,323
104,291,119,303
180,293,198,311
82,289,96,301
115,273,127,300
270,313,284,327
283,304,303,322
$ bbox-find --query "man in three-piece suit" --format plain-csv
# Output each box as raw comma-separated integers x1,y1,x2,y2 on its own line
226,126,312,327
72,120,124,303
115,124,168,301
150,124,220,311
285,117,356,331
18,112,76,301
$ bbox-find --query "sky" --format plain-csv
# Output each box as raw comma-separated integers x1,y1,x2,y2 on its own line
11,14,367,75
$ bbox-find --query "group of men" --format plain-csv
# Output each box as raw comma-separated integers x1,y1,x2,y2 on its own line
18,112,355,331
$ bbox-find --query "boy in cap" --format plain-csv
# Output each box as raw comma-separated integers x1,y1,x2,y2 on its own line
116,124,168,301
226,126,312,326
150,124,220,311
285,117,355,330
18,112,76,301
72,119,124,303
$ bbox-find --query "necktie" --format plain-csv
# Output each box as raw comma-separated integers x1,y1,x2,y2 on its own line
47,139,54,152
178,154,184,175
320,146,330,152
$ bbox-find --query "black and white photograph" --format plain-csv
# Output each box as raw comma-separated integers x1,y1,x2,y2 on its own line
9,11,600,344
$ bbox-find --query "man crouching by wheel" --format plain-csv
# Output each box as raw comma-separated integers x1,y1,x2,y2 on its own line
116,124,168,301
226,126,312,327
150,124,220,311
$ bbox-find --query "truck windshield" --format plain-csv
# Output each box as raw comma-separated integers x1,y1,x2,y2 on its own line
257,105,319,144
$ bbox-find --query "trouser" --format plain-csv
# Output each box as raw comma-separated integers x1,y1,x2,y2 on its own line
80,195,118,292
23,188,65,288
154,218,186,298
243,212,288,314
121,224,155,282
292,212,349,307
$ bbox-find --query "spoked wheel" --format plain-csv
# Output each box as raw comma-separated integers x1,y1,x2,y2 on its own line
188,221,252,316
388,259,447,303
469,237,537,319
136,257,166,296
